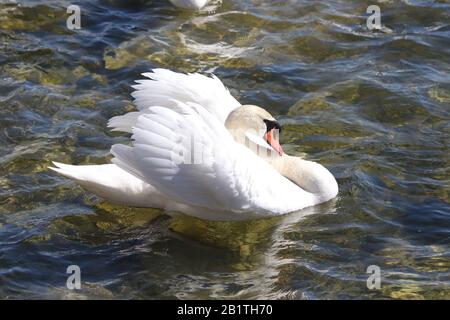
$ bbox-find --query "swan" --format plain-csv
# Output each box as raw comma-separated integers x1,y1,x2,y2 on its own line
168,0,210,10
50,69,338,221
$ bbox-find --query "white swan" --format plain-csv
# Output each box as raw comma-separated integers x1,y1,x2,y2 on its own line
50,69,338,221
168,0,210,10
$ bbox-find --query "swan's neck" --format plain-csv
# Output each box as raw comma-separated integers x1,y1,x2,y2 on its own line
270,155,338,203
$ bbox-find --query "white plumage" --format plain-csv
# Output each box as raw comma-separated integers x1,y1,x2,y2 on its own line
108,68,240,132
51,69,338,221
168,0,210,10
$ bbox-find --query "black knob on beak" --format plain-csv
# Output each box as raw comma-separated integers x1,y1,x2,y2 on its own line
263,119,282,133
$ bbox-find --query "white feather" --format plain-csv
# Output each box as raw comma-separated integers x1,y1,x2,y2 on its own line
168,0,209,10
49,162,167,208
111,101,316,218
108,69,240,133
51,69,338,221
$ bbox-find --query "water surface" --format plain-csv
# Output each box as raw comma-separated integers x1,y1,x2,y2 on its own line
0,0,449,299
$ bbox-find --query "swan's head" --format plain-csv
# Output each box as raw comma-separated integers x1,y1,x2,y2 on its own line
225,105,283,156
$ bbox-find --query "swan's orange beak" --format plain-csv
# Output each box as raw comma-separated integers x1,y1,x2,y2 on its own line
265,129,283,156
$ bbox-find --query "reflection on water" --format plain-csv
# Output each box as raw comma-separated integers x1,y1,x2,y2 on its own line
0,0,449,299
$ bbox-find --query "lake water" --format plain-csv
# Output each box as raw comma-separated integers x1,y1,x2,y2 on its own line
0,0,449,299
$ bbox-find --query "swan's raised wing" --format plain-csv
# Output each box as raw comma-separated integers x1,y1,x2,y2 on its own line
108,69,241,133
110,101,314,218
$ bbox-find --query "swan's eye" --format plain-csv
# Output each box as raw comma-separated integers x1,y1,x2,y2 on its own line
263,119,282,133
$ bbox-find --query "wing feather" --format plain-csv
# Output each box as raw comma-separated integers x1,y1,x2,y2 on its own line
108,69,241,133
111,101,313,217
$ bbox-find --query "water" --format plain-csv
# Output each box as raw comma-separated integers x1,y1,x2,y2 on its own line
0,0,449,299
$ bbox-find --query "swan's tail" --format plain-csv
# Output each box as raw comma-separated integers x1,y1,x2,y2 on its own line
49,161,95,182
49,162,164,208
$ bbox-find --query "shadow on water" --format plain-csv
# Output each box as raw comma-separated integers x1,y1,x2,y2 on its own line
40,199,339,299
